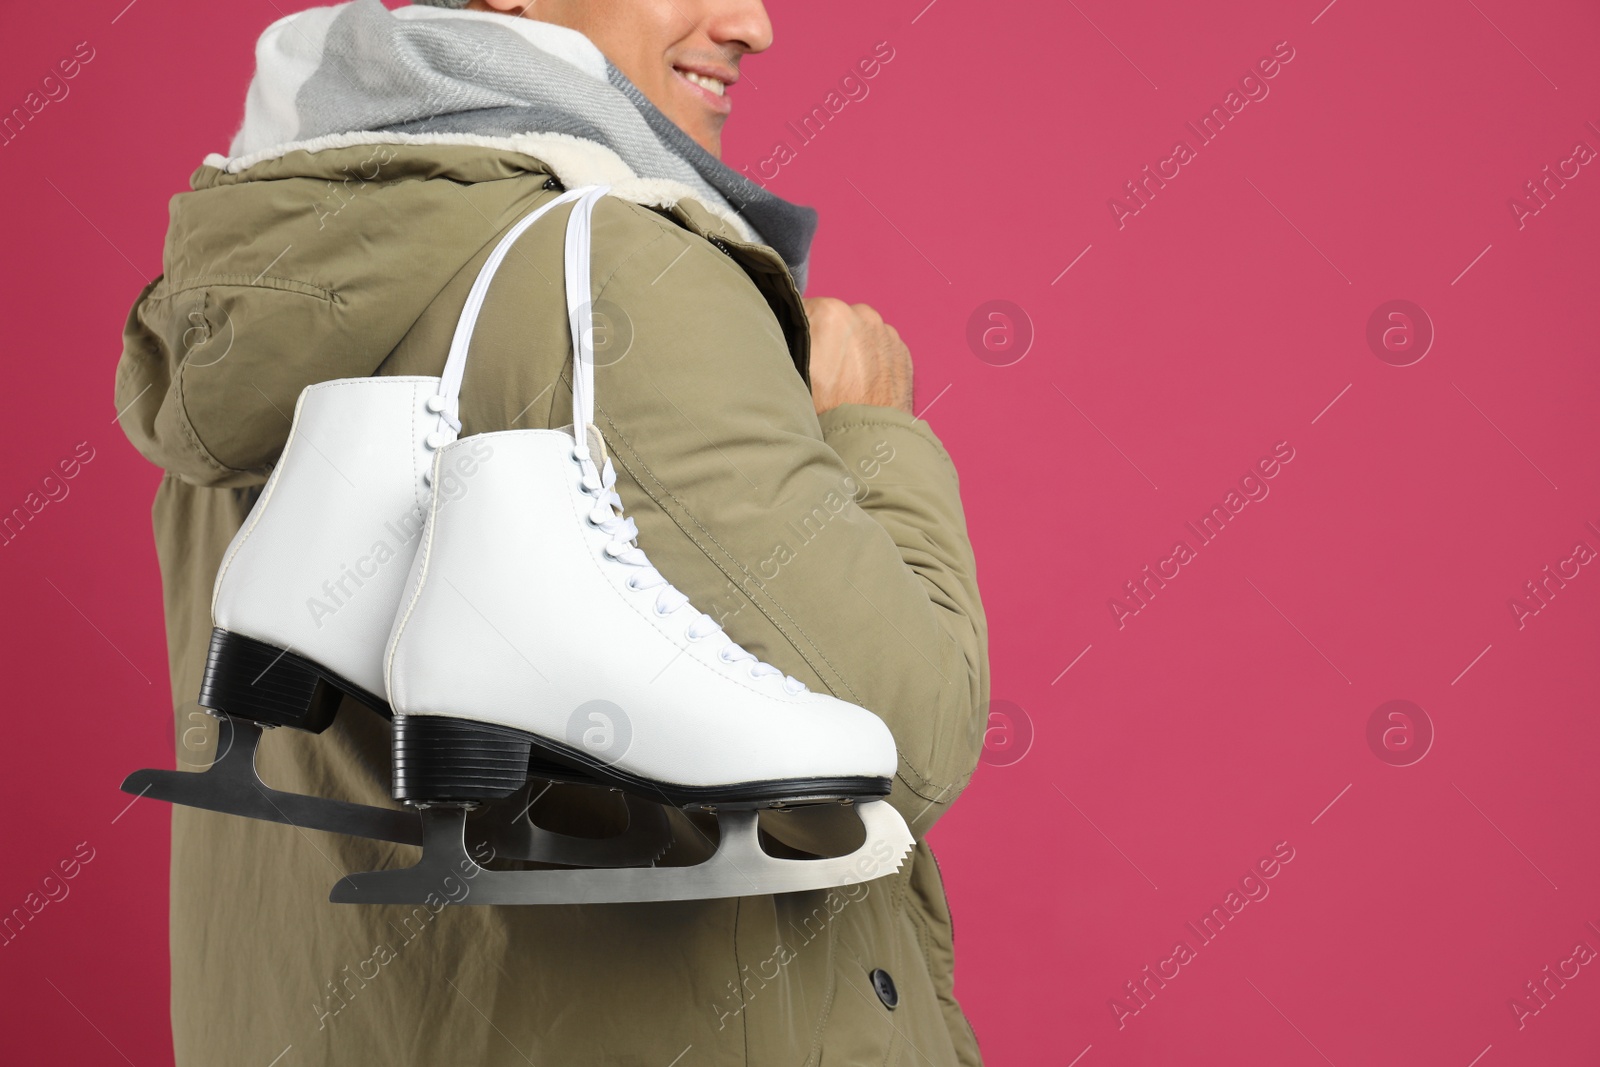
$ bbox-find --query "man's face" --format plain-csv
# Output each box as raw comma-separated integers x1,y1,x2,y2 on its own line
471,0,773,158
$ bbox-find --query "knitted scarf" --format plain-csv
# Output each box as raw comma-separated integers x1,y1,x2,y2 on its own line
224,0,817,288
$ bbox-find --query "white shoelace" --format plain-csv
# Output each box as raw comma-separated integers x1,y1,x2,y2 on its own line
438,189,805,695
577,451,808,696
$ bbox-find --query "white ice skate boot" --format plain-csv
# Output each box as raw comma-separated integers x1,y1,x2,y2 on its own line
121,187,668,866
332,187,914,906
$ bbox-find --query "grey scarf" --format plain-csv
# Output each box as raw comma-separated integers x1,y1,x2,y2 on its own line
232,0,816,288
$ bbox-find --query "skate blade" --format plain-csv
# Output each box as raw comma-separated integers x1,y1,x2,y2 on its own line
473,786,672,868
120,715,678,864
329,800,915,905
120,716,423,845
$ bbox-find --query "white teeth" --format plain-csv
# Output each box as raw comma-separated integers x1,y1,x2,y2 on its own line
679,70,726,97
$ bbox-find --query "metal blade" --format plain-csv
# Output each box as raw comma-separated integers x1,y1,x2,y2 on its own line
473,786,673,868
121,719,672,865
120,717,423,845
329,800,915,906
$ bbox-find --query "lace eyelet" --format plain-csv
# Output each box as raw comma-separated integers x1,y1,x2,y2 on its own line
653,601,671,617
717,648,736,664
425,395,446,414
625,576,641,591
686,629,706,643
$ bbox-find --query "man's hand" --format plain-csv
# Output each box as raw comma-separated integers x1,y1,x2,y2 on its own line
803,297,914,416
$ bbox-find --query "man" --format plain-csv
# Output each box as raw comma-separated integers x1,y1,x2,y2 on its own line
115,0,988,1063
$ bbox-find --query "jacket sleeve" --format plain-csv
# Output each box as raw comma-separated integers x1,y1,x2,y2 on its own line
814,402,990,828
525,200,988,838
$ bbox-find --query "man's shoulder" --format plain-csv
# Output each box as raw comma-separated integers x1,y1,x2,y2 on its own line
584,192,808,379
587,194,748,291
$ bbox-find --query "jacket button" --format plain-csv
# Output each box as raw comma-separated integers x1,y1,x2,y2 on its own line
544,176,563,191
869,968,898,1010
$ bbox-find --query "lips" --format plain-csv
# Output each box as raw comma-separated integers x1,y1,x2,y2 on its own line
672,64,735,116
676,68,726,97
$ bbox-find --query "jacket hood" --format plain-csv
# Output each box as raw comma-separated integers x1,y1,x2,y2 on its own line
114,138,771,489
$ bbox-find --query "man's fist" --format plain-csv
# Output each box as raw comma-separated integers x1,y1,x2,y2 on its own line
803,297,914,416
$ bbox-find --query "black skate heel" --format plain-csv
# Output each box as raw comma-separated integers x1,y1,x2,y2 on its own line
122,637,666,862
116,628,425,846
393,716,533,804
199,628,384,731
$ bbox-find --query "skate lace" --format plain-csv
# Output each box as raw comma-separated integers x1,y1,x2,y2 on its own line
577,451,808,696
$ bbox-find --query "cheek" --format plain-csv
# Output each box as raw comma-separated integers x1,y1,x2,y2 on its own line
595,5,677,82
629,50,685,118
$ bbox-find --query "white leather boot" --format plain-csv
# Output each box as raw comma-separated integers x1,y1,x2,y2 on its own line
333,187,914,905
382,430,900,805
207,374,449,723
118,374,458,845
122,189,669,866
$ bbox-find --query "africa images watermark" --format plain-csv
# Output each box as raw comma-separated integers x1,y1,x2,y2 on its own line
313,144,398,230
1109,840,1298,1029
1,441,97,549
1507,125,1597,231
1107,441,1297,629
739,41,897,184
1,41,96,149
1506,521,1598,631
313,837,498,1029
305,439,494,629
705,439,897,629
711,871,882,1030
1507,919,1600,1031
1108,40,1298,229
1,841,97,948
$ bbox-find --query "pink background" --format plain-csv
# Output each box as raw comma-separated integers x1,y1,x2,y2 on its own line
3,0,1598,1063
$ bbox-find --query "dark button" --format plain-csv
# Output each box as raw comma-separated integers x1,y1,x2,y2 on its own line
869,968,898,1010
543,176,563,191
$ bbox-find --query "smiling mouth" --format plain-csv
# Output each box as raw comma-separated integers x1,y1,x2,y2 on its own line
674,67,728,97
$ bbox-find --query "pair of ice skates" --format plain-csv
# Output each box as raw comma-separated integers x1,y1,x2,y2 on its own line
122,186,914,906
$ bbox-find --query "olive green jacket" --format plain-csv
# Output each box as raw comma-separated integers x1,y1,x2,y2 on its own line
116,141,988,1067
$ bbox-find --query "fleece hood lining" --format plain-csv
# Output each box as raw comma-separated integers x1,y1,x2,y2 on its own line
201,130,758,242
